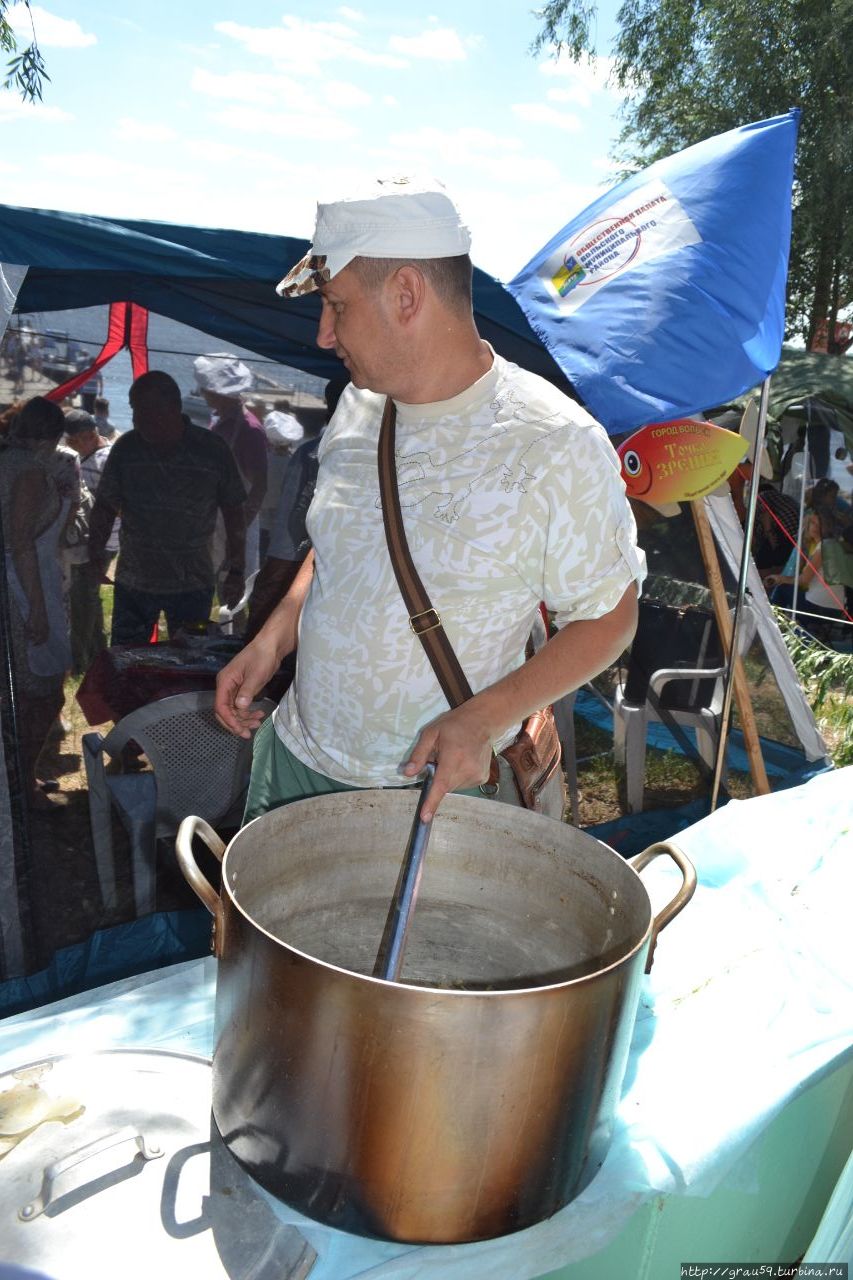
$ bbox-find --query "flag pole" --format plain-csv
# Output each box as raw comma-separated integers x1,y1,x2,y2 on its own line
708,375,773,812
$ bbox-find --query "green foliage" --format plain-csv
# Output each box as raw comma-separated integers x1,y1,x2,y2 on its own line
532,0,853,347
1,0,48,102
774,609,853,766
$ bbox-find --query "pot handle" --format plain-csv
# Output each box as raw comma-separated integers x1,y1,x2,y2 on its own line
176,816,227,953
629,840,697,973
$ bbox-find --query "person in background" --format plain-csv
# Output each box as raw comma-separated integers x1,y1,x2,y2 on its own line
0,397,79,807
216,177,642,823
88,371,247,644
766,509,845,640
193,353,267,604
752,481,801,576
810,477,852,539
62,409,118,674
246,375,348,642
92,395,117,441
80,368,104,414
259,403,304,563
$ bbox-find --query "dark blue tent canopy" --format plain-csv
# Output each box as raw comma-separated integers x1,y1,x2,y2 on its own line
1,202,572,390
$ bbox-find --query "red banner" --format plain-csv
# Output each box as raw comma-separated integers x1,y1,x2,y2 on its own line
46,302,150,402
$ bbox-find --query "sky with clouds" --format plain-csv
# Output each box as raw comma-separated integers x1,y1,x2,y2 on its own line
2,1,627,280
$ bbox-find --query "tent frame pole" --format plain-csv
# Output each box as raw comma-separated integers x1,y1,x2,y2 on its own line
709,376,772,812
690,499,770,800
791,398,812,621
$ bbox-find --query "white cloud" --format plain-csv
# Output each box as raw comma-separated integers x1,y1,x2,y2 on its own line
379,125,563,187
113,117,177,143
337,6,364,20
192,68,314,109
511,103,582,132
7,3,96,48
538,51,620,104
192,69,369,144
0,95,72,122
387,27,467,61
324,79,371,109
215,17,407,74
194,67,370,112
212,104,359,143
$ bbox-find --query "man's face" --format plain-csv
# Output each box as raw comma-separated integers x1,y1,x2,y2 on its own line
130,387,179,445
66,429,99,456
317,266,397,393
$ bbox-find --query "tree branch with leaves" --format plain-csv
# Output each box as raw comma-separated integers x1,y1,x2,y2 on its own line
2,0,49,102
532,0,853,349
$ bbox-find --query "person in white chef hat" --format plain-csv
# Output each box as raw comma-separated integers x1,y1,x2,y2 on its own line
193,352,268,611
259,403,304,560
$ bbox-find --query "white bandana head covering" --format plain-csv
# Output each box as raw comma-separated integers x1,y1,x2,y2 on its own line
276,175,471,298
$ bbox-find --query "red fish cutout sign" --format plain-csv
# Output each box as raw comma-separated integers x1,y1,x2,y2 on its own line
618,418,749,507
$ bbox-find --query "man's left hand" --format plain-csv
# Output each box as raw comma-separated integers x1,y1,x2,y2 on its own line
401,702,497,822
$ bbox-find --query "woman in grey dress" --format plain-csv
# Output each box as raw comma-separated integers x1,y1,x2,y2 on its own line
0,397,79,806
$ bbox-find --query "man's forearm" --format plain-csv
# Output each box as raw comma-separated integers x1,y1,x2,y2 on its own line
222,504,246,574
471,584,638,742
244,477,266,530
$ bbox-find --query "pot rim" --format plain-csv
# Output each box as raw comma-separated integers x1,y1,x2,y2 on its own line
220,818,655,996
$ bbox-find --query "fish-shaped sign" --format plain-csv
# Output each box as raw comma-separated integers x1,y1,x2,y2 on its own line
618,418,749,507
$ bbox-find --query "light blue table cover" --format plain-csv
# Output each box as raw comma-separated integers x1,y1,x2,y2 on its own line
2,767,851,1279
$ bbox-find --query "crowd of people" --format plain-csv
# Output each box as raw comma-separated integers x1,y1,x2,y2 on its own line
1,177,851,825
0,356,321,810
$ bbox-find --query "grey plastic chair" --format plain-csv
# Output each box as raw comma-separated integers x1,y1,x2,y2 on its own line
82,690,275,917
613,605,758,813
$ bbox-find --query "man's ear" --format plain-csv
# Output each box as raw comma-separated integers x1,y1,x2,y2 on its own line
391,265,426,328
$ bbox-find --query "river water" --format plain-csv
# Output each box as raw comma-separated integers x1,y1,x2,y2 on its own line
14,305,327,432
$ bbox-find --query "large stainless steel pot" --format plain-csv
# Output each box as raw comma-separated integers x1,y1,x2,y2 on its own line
177,791,695,1245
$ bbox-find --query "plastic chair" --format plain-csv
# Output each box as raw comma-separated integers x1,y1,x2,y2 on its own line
83,690,275,916
613,605,757,813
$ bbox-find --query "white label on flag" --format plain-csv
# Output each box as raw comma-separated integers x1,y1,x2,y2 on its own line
540,179,702,312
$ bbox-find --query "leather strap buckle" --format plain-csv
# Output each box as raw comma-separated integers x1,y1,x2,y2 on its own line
409,608,441,636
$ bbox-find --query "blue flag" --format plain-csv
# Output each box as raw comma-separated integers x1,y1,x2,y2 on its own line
507,111,799,434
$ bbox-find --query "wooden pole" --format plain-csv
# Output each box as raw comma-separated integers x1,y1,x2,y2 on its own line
690,497,771,796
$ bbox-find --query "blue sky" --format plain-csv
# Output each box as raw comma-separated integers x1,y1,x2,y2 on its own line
2,1,628,280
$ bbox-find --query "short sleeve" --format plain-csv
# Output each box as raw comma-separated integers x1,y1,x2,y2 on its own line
520,420,646,629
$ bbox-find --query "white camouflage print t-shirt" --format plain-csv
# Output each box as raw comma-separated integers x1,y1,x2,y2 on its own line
274,352,645,787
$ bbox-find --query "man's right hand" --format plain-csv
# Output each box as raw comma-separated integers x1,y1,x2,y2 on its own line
215,636,281,737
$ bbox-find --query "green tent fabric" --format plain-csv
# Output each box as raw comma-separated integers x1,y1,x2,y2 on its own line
762,347,853,456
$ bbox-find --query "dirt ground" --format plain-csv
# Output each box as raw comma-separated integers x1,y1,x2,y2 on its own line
24,659,765,958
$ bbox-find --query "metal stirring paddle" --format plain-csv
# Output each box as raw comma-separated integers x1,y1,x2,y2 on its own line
372,763,436,982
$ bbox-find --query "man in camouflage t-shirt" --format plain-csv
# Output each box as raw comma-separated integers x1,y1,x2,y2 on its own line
215,178,644,822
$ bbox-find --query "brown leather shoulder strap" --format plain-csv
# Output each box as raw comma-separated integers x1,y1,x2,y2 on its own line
377,396,473,709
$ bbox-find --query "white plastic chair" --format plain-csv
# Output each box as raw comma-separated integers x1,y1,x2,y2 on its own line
82,690,274,916
613,605,757,813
